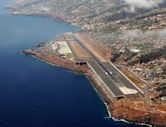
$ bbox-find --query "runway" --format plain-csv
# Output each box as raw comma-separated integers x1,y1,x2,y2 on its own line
72,33,144,98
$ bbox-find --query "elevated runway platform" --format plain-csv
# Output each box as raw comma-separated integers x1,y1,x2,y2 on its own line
68,33,144,100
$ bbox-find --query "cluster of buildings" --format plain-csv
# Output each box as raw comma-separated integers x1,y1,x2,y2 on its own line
32,38,73,61
13,0,166,37
15,0,34,4
118,9,166,31
130,58,166,84
51,41,73,59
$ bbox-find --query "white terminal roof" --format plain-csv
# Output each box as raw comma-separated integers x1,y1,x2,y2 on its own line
56,41,72,55
130,48,140,53
52,43,58,50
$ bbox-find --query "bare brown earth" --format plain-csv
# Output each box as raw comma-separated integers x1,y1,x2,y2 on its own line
23,49,89,73
68,41,90,59
75,32,112,62
110,98,166,127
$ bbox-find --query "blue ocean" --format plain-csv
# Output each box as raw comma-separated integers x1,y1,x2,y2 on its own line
0,0,145,127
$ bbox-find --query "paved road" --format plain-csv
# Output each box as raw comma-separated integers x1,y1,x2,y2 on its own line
102,62,144,96
87,60,124,97
73,34,144,98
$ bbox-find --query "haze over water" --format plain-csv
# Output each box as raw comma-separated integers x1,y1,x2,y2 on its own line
0,0,144,127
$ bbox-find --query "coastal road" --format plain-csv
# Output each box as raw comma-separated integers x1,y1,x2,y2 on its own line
73,33,144,98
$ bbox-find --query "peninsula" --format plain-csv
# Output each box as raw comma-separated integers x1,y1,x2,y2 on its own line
23,32,166,127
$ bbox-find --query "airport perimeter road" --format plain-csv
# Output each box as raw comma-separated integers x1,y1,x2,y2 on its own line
73,34,144,97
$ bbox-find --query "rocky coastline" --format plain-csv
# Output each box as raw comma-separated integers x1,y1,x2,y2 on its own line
23,49,166,127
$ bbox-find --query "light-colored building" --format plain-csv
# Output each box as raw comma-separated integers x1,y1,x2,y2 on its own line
56,41,72,55
129,48,140,53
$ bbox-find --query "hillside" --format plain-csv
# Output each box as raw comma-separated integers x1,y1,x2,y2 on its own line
11,0,166,30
